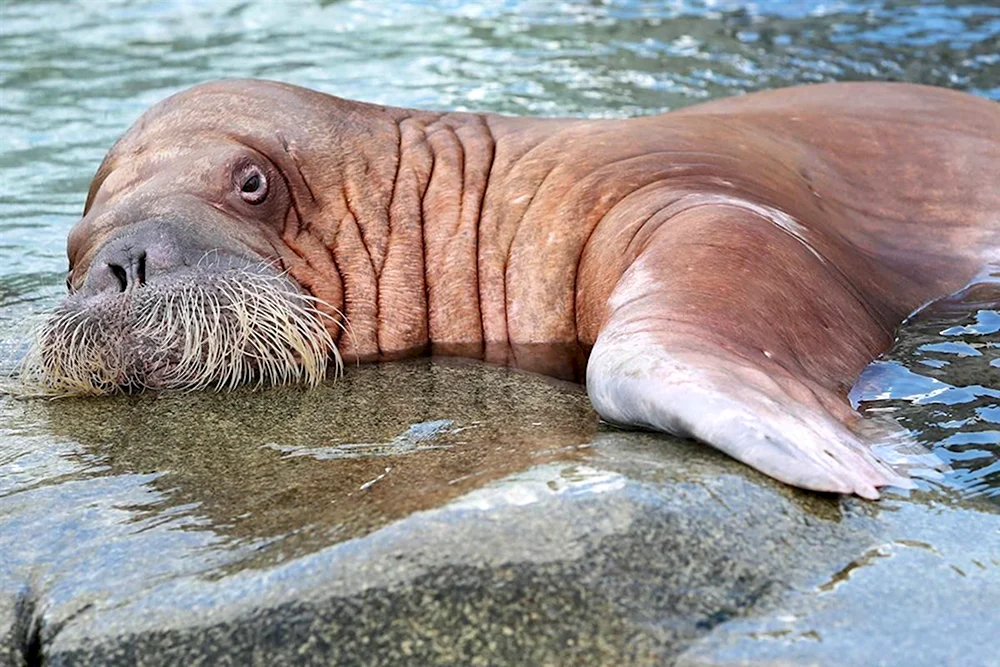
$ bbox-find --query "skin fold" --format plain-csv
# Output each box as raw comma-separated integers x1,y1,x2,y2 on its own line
44,79,1000,498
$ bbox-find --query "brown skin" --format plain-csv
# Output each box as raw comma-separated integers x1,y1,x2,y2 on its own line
60,79,1000,497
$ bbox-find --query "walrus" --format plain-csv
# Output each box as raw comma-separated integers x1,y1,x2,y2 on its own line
22,79,999,499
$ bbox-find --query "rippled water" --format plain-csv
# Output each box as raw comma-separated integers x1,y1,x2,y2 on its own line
1,0,998,504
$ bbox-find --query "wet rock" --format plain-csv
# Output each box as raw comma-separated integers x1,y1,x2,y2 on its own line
677,502,1000,666
1,359,997,666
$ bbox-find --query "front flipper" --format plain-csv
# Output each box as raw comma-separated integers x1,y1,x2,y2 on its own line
587,203,919,498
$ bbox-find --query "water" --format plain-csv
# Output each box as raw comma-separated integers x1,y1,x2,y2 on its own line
1,3,999,496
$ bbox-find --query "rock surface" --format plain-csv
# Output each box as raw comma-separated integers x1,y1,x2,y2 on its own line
1,359,998,666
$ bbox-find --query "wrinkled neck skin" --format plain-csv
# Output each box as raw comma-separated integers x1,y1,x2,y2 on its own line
284,104,754,380
283,106,607,379
285,94,996,382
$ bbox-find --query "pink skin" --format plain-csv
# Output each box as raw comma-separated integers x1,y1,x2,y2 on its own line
64,79,1000,497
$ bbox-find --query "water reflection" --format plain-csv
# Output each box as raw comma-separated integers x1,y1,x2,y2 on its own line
8,360,596,570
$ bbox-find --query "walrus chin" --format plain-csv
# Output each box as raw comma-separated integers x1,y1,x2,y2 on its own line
19,265,340,396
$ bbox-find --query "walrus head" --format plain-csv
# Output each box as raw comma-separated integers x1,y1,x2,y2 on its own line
20,80,405,395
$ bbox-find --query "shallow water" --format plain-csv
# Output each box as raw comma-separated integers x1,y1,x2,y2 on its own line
1,2,999,662
2,0,997,498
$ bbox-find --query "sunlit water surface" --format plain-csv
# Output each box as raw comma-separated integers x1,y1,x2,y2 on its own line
1,0,998,544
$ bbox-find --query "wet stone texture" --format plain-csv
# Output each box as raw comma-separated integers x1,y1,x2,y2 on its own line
1,358,997,666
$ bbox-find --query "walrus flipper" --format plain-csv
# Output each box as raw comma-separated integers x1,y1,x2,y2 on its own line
586,204,915,498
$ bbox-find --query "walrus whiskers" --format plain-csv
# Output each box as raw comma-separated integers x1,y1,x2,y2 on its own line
18,269,343,397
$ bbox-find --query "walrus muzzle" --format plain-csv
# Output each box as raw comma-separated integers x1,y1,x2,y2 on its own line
21,267,337,396
20,213,339,396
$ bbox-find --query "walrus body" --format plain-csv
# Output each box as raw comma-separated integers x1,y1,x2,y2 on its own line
30,80,1000,498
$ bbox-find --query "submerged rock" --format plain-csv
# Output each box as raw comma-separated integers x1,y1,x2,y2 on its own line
1,359,997,666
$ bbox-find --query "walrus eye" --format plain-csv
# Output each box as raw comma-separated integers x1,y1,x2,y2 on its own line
237,166,268,204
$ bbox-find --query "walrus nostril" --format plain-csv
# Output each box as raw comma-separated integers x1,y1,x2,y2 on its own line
109,263,128,292
137,251,146,286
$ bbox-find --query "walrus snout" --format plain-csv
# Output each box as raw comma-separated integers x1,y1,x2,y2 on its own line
77,218,261,298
